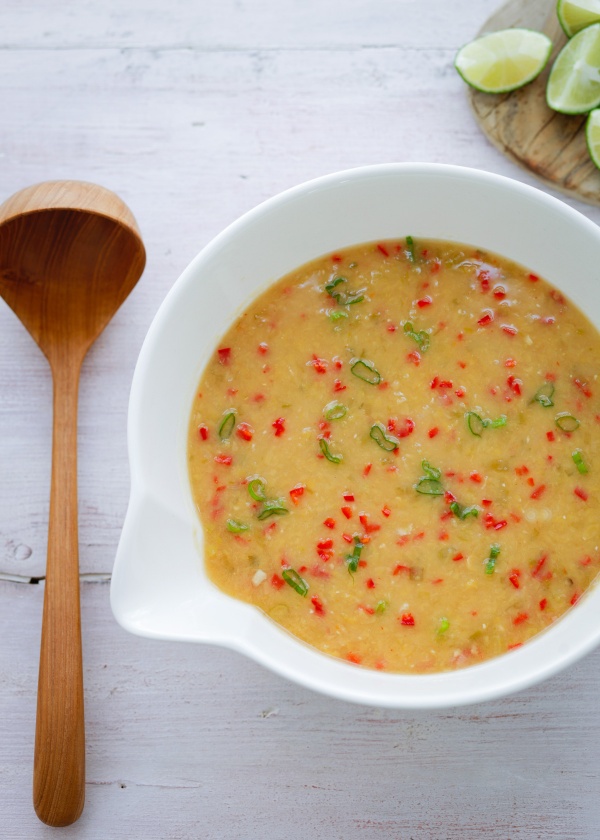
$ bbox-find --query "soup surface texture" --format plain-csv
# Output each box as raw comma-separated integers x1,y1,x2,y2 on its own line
188,238,600,673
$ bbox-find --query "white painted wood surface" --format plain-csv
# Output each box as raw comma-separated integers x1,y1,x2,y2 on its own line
1,2,600,836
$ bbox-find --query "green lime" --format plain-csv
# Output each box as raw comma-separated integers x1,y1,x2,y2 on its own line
585,107,600,167
557,0,600,37
547,22,600,113
454,28,552,94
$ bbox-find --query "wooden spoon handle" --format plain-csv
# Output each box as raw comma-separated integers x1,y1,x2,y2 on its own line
33,359,85,826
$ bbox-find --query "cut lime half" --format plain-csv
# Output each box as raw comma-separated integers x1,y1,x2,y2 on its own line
585,108,600,168
547,22,600,113
557,0,600,37
455,28,552,94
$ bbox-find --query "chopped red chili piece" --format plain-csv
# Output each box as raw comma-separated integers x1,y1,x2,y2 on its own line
469,471,483,483
574,487,589,501
341,506,353,519
407,350,421,365
258,342,269,354
417,295,432,308
455,386,466,398
311,595,326,616
539,598,547,611
550,289,566,305
515,465,529,476
310,354,328,374
366,578,375,589
580,555,593,566
513,612,528,626
507,643,523,651
333,379,347,392
323,517,336,529
393,564,410,575
270,574,285,590
508,569,521,589
570,593,580,606
236,422,253,441
546,430,555,442
387,323,397,332
481,499,492,507
452,552,464,562
527,476,535,487
217,347,231,365
400,613,415,626
342,533,354,543
484,512,507,530
272,417,285,436
377,243,389,257
214,454,232,465
359,514,381,533
493,285,506,300
343,492,355,502
528,273,539,282
504,358,517,368
317,538,333,550
428,427,439,438
501,324,518,336
530,484,546,500
397,417,415,437
507,375,522,396
532,554,549,580
198,424,209,441
574,377,592,398
363,462,372,477
477,311,494,326
382,505,391,518
289,484,305,504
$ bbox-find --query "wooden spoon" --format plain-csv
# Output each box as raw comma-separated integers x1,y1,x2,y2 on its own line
0,181,146,826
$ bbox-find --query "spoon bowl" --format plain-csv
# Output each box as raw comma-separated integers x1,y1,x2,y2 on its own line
0,180,145,826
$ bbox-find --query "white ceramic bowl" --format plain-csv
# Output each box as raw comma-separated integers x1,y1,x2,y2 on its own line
111,163,600,708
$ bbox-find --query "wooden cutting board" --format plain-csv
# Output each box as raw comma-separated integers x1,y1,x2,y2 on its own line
469,0,600,206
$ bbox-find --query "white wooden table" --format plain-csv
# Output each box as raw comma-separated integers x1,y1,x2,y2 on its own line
2,2,600,837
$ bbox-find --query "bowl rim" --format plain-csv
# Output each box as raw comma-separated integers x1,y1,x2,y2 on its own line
112,162,600,708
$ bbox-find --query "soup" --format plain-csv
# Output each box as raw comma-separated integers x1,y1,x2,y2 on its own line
187,238,600,673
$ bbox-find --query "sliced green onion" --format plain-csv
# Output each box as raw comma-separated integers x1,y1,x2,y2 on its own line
406,235,416,263
533,382,555,407
226,518,249,533
346,536,364,573
351,358,381,385
324,400,347,421
484,543,501,575
257,498,288,520
329,310,349,322
325,276,345,294
247,477,267,502
375,600,389,615
489,415,507,428
403,321,430,352
319,437,343,463
218,409,236,440
466,411,486,436
450,501,479,520
370,422,400,452
436,617,450,636
572,449,588,474
324,275,364,306
415,477,444,496
421,460,441,480
282,568,309,596
555,412,580,432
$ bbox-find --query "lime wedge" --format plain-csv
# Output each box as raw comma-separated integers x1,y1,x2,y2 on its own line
585,107,600,167
557,0,600,37
547,22,600,113
455,28,552,94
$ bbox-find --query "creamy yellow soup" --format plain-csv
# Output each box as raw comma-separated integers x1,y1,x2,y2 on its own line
188,238,600,673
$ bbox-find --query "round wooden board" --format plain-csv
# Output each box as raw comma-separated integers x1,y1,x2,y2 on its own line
469,0,600,206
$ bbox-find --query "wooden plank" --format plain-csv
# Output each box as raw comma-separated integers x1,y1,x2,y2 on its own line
1,580,600,838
